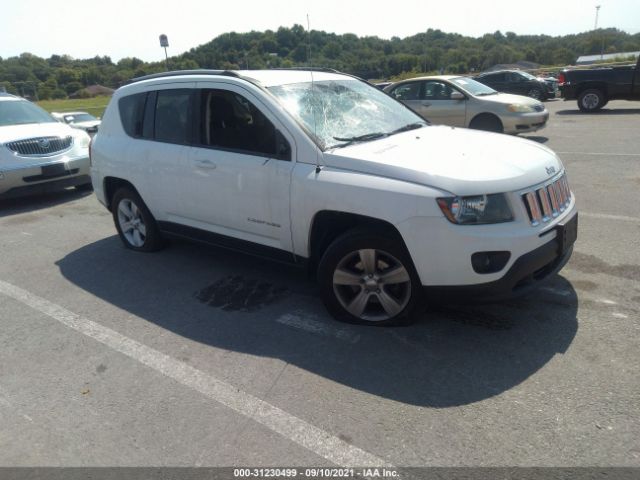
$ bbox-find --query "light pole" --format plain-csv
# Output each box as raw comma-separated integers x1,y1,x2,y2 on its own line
159,34,169,70
594,5,600,29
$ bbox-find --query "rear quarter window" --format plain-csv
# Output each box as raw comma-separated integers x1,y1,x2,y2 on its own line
118,93,147,138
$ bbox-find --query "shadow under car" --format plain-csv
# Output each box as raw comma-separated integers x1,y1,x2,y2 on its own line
56,236,578,407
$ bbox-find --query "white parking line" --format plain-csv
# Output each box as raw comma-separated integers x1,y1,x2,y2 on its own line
276,313,361,344
0,279,390,468
580,211,640,223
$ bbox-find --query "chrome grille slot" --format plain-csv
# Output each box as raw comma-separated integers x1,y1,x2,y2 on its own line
5,136,73,157
537,187,552,221
522,174,572,226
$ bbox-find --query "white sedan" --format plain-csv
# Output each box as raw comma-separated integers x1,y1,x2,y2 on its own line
52,111,101,136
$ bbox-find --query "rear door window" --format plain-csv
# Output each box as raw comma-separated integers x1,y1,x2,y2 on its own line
154,89,192,145
390,82,422,101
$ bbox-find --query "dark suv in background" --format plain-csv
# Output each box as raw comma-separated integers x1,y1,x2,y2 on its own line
474,70,555,100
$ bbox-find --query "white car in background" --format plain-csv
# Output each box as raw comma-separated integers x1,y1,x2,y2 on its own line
385,76,549,134
52,111,101,136
0,93,91,198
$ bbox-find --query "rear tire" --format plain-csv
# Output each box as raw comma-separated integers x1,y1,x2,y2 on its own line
317,229,422,326
578,89,606,112
112,187,164,252
469,114,504,133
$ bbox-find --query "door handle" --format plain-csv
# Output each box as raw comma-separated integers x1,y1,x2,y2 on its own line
421,102,431,107
195,159,217,169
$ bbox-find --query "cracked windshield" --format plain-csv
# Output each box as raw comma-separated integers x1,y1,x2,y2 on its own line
269,79,424,149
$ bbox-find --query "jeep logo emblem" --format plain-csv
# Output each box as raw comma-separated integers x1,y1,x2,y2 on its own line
38,138,51,149
546,166,556,175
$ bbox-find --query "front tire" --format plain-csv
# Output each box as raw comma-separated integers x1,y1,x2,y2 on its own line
469,114,504,133
578,89,606,112
527,88,543,100
317,230,421,325
112,187,164,252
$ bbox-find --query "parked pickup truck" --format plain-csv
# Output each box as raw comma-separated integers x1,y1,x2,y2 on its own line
559,56,640,111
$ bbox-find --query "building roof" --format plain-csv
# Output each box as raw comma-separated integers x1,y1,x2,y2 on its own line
485,61,540,72
576,51,640,64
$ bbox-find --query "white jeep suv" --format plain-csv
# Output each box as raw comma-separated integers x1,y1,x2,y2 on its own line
90,69,578,325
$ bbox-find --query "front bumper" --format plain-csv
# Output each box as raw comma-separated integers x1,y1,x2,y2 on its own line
502,111,549,134
0,155,91,198
425,226,575,302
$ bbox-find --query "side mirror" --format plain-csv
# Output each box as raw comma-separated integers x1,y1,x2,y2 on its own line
450,91,465,101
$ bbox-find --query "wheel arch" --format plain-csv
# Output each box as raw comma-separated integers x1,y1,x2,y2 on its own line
307,210,408,272
469,112,504,131
103,177,139,211
576,82,608,98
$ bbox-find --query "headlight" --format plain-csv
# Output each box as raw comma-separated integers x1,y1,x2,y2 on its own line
75,132,91,149
506,104,536,113
436,194,513,225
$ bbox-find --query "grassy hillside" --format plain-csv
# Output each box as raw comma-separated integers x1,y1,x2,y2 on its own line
37,96,111,118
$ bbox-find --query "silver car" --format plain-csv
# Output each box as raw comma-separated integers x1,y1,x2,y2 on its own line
384,75,549,134
0,93,91,198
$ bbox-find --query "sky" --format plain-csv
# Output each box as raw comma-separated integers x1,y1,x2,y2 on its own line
1,0,639,62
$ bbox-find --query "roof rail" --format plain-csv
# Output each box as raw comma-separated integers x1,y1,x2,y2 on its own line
126,69,239,85
271,67,340,73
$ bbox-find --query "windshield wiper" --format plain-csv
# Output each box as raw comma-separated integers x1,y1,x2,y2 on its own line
328,123,428,149
330,132,388,148
476,91,498,96
390,122,427,134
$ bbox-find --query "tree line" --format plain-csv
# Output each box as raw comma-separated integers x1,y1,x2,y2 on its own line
1,26,638,100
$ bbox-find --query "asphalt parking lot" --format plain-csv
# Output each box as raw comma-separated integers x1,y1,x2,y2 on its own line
0,99,639,470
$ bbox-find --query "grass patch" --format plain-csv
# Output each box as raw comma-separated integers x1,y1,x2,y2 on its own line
37,96,112,118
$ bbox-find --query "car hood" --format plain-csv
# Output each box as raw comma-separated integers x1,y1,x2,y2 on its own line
474,93,543,107
323,126,562,196
0,122,77,144
71,121,101,129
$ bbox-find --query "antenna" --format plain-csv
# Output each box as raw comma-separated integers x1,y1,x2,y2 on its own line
307,14,312,66
307,14,322,174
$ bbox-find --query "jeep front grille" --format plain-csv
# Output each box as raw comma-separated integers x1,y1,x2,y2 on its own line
5,136,73,157
522,174,571,226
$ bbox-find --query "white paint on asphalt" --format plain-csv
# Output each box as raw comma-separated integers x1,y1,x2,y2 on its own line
581,212,640,223
598,299,617,305
276,313,360,344
612,313,628,319
0,279,390,468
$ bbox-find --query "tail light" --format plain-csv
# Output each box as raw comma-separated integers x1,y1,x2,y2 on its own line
88,137,93,167
558,73,566,86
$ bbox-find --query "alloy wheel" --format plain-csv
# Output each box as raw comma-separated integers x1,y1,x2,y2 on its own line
117,198,147,248
582,93,600,110
332,248,411,322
